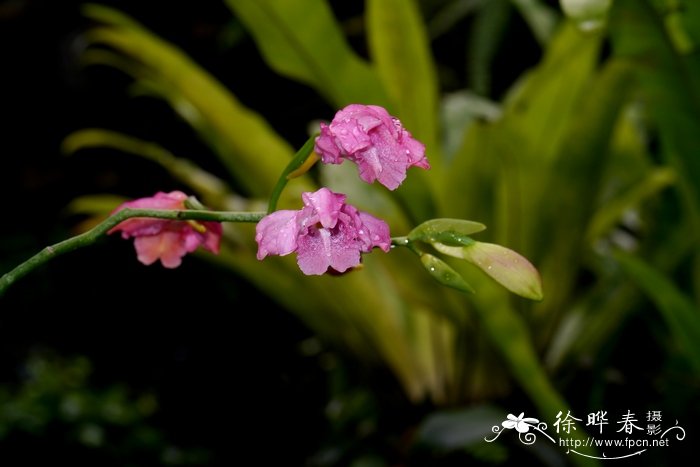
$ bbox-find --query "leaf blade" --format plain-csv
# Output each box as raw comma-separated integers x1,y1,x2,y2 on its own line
225,0,390,109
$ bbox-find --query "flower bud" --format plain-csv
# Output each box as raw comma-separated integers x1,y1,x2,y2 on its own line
408,218,485,245
433,241,543,300
420,253,475,294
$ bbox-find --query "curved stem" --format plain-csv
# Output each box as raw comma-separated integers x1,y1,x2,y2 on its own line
267,133,319,213
0,208,266,297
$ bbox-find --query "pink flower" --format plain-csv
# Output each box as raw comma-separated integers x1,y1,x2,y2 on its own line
255,187,391,275
108,191,222,268
314,104,430,190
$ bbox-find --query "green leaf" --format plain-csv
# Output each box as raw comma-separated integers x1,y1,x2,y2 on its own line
668,0,698,53
467,0,511,96
560,0,611,32
365,0,442,222
440,90,502,159
408,218,486,246
616,252,700,372
610,0,700,220
366,0,440,161
586,167,676,242
414,405,507,451
528,59,634,309
267,134,317,213
446,21,602,231
510,0,558,45
428,0,485,40
82,4,301,198
63,195,126,216
420,254,475,294
62,129,237,210
454,275,596,464
224,0,389,109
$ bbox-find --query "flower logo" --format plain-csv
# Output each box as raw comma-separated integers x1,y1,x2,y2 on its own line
502,413,540,433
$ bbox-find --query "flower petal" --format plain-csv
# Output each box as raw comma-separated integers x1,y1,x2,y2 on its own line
200,222,223,254
134,231,188,268
297,225,361,275
314,104,429,190
515,421,531,433
256,187,390,275
255,210,300,260
315,123,343,164
108,191,189,237
109,191,222,268
302,187,345,229
356,211,391,252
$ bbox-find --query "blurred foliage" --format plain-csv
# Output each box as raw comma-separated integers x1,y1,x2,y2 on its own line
0,351,209,465
3,0,700,465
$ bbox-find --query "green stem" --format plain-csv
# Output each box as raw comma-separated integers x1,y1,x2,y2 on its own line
390,236,410,246
391,236,423,256
267,133,319,213
0,208,265,297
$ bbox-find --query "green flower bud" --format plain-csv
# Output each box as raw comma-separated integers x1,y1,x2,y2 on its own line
433,241,543,301
420,253,475,294
408,218,486,245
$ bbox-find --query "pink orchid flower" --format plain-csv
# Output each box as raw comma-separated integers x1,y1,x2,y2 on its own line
108,191,222,268
255,187,391,275
314,104,430,190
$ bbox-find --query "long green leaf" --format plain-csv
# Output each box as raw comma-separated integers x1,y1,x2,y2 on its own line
224,0,389,109
452,265,599,465
616,252,700,372
467,0,511,96
62,129,239,209
366,0,440,160
610,0,700,221
510,0,558,45
531,60,634,327
446,22,601,226
82,4,300,198
366,0,441,221
586,167,676,242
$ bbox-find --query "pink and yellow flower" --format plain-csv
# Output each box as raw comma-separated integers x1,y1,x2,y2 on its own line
314,104,430,190
255,187,391,275
108,191,222,268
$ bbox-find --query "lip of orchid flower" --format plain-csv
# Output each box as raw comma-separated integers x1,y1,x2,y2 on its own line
108,191,222,268
255,187,390,275
314,104,430,190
